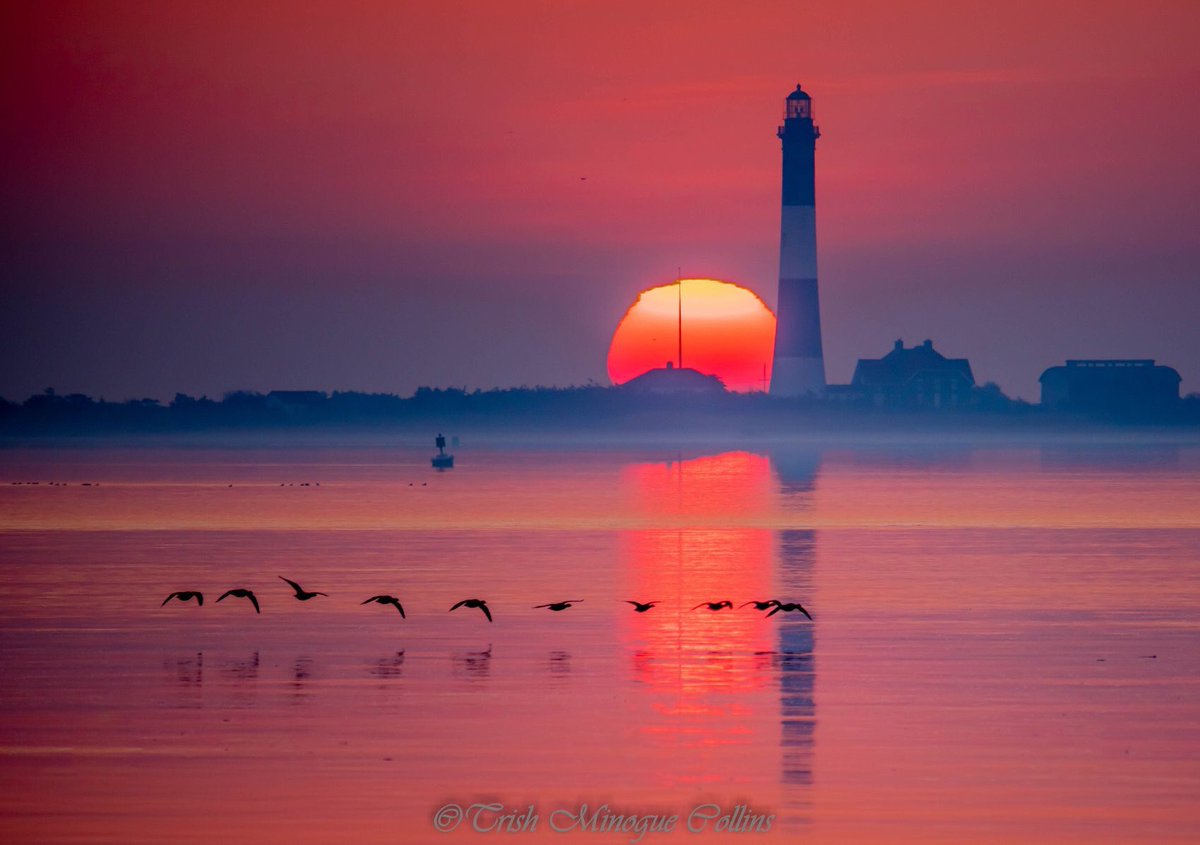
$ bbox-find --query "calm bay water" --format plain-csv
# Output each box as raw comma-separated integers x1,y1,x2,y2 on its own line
1,439,1198,844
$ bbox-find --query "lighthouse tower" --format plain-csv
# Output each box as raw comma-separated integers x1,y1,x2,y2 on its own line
770,84,825,397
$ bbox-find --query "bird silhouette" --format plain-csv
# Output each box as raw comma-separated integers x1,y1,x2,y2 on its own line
740,600,781,611
162,590,203,607
450,598,492,622
765,601,813,620
625,600,660,613
278,576,328,601
534,600,583,612
692,600,734,612
361,595,405,618
216,588,260,614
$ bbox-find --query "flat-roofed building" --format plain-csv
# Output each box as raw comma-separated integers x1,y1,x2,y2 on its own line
1039,360,1181,412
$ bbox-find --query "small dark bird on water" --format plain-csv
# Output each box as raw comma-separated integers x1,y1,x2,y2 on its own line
216,588,260,614
765,601,812,620
534,600,583,612
162,591,203,607
692,601,734,612
278,576,328,601
450,598,492,622
625,600,660,613
362,595,405,618
740,600,781,611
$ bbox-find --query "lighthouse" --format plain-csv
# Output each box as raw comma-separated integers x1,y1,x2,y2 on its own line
769,84,826,397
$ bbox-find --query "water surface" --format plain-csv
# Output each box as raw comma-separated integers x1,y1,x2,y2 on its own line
1,441,1197,844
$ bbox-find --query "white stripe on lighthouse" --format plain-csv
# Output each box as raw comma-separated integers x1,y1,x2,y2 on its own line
770,357,826,397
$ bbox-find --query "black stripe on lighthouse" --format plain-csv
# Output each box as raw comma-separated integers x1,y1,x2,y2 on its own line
780,138,816,207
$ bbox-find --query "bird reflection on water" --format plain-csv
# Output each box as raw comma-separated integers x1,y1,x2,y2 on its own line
223,651,260,682
289,656,314,704
168,651,204,687
545,650,572,680
452,644,493,681
368,651,406,680
164,651,205,709
219,651,261,709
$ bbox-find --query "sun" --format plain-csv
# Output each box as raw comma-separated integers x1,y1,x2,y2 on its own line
607,278,776,393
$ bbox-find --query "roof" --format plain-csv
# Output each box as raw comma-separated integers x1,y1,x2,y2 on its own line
622,366,726,395
851,340,974,388
786,85,811,101
1039,360,1181,384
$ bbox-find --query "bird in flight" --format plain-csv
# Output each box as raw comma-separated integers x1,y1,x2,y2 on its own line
450,598,493,622
217,588,261,614
362,595,405,618
278,576,328,601
625,600,660,613
534,600,583,612
740,600,781,611
692,600,734,612
765,602,813,620
162,590,203,607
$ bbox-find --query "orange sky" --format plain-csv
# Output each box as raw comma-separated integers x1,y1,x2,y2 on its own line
2,1,1198,399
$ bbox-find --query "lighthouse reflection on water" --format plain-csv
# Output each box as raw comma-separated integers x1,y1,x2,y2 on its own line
619,448,819,826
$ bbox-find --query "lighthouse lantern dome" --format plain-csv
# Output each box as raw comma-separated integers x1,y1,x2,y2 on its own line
785,85,812,120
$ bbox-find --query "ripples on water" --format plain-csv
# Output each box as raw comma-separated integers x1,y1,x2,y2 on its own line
0,441,1198,844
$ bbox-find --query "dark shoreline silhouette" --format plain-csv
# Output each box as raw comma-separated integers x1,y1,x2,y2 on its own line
2,384,1197,438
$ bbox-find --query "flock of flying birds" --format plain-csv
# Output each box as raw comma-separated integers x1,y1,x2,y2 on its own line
161,577,814,622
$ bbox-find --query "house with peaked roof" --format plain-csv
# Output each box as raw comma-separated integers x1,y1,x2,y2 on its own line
850,339,974,409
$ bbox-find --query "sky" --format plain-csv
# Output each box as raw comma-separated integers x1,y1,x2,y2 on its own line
2,0,1198,401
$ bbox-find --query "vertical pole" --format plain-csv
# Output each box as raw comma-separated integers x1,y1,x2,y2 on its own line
677,269,683,369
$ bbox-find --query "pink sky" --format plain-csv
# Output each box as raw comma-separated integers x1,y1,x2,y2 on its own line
2,0,1198,399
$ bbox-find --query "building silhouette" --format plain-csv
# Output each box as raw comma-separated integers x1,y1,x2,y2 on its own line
849,339,975,408
770,84,826,397
1039,359,1181,412
622,362,727,394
